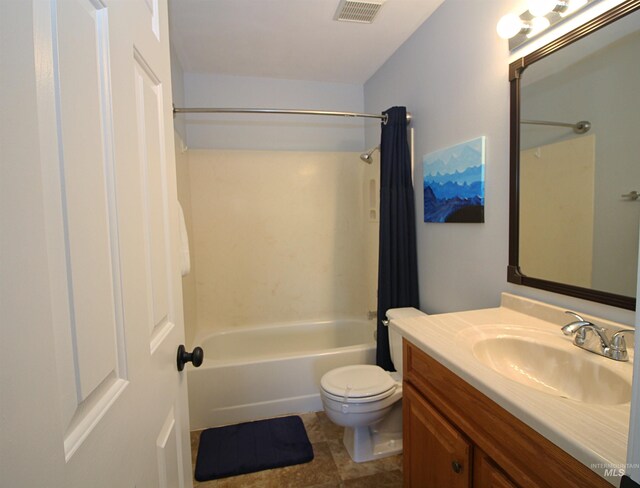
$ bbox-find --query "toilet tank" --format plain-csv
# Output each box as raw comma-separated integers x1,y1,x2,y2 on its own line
388,328,404,374
385,307,428,374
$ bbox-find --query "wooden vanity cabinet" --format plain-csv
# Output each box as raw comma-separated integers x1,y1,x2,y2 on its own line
402,340,614,488
404,382,472,487
473,450,518,488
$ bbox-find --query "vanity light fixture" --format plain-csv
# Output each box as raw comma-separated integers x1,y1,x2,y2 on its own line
497,0,599,50
528,0,565,17
559,0,589,16
528,0,590,16
496,13,528,39
527,16,552,37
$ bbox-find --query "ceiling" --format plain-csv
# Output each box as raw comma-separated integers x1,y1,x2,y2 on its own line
168,0,445,85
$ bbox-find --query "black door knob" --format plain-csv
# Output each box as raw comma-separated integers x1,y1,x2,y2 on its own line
177,345,204,371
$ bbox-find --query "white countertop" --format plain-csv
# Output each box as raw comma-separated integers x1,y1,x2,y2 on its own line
389,293,634,485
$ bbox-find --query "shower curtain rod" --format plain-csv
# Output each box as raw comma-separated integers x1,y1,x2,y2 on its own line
172,106,412,124
521,119,591,134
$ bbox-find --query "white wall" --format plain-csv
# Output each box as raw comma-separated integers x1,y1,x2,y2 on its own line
364,2,638,480
363,0,636,326
364,0,512,315
182,73,366,151
186,149,377,333
630,259,640,482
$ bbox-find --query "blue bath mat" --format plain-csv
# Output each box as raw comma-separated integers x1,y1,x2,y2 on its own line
194,415,314,481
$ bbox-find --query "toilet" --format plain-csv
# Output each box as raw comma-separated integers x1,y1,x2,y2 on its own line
319,307,426,463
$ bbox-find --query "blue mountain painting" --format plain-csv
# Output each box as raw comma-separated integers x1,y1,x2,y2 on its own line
423,137,485,223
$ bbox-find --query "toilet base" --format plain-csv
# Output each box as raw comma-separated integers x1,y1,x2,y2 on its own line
343,425,403,462
341,400,403,463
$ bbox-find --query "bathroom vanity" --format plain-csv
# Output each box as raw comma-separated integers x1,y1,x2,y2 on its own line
390,294,633,488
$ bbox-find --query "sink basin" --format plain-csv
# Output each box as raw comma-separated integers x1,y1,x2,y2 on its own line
461,326,632,405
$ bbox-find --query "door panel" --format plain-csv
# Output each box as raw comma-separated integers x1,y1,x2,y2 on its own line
0,0,192,486
53,0,129,460
133,51,175,351
157,407,181,488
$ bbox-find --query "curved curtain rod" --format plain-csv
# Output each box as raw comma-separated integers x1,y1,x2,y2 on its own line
521,119,591,134
172,106,413,124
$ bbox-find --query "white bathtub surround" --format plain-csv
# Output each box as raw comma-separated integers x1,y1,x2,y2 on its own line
175,132,198,347
178,202,191,277
389,293,634,485
187,319,375,430
179,145,382,432
186,149,379,332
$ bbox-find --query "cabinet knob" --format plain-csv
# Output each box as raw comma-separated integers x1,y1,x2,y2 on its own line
452,461,463,474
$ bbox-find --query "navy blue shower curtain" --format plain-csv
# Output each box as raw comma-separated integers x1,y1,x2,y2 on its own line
376,106,420,371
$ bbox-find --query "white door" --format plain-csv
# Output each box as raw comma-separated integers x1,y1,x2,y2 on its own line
0,1,192,487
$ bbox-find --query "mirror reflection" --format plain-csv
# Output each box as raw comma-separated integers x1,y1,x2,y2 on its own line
517,8,640,300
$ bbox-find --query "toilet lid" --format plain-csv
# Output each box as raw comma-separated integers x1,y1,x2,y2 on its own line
322,386,397,404
320,365,395,399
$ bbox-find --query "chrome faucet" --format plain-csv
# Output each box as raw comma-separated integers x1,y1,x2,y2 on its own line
609,329,636,361
561,311,633,362
561,311,595,336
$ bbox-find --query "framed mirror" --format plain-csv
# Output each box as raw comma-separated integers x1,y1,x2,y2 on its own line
508,0,640,310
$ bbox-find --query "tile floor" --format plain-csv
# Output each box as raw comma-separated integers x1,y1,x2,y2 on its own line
190,411,403,487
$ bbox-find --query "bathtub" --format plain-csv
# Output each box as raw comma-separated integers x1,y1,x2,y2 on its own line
187,318,376,430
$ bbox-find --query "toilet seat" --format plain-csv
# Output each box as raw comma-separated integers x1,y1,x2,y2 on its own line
321,386,397,404
320,365,396,403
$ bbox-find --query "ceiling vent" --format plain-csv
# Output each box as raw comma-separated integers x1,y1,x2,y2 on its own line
334,0,384,24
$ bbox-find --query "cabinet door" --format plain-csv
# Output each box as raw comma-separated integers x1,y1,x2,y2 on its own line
404,382,471,488
474,450,519,488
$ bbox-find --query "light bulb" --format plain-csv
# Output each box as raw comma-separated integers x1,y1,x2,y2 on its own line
497,13,525,39
527,0,558,17
527,16,551,37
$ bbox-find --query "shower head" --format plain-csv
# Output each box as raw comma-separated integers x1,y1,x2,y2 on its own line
360,145,379,164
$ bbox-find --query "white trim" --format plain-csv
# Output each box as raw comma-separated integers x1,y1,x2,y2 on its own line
63,377,128,461
627,222,640,482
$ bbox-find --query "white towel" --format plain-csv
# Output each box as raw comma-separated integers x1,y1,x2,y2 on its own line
178,202,191,277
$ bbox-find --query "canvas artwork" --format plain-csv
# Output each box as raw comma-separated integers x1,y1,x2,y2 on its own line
423,137,485,223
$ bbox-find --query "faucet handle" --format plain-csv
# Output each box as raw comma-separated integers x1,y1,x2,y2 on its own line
564,310,585,322
561,310,593,338
603,329,634,361
610,329,635,350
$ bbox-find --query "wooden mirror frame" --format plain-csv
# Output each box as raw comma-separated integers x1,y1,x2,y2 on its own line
507,0,640,311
